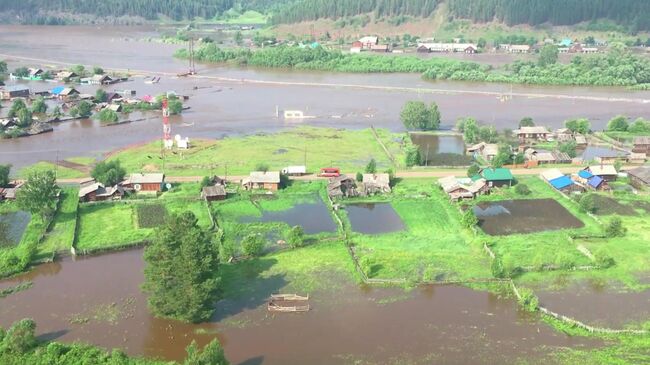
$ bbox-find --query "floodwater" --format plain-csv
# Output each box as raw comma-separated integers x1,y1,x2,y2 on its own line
0,248,597,364
0,211,30,247
536,282,650,328
473,199,584,236
0,25,649,171
345,203,405,234
239,197,337,234
409,132,470,166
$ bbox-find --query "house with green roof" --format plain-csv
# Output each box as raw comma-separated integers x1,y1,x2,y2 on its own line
472,168,514,188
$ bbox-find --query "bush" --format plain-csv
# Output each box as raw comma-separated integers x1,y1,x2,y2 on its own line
241,234,265,257
555,252,575,270
594,249,615,268
605,216,626,237
355,172,363,182
460,209,478,228
514,184,531,195
579,194,597,213
287,225,304,248
0,318,37,354
517,288,539,312
491,257,506,278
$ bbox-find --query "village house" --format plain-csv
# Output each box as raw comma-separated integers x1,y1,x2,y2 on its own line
106,104,122,112
78,180,124,202
56,71,77,81
58,87,80,101
106,93,124,104
201,185,227,201
626,152,647,164
370,44,390,53
327,175,358,198
501,44,531,53
473,168,514,188
554,128,574,142
87,74,114,85
467,142,499,162
362,173,391,195
574,134,588,147
358,36,379,49
525,149,571,164
242,171,280,191
585,165,617,182
122,173,165,192
438,176,489,201
417,42,478,53
627,166,650,189
576,170,608,191
0,183,23,201
28,68,44,79
593,151,622,165
1,85,30,100
515,126,550,143
632,137,650,154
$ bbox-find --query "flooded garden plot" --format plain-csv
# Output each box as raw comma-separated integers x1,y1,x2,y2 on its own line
0,244,598,364
239,197,337,235
344,203,405,234
473,199,584,236
349,182,492,281
0,211,31,247
409,132,472,166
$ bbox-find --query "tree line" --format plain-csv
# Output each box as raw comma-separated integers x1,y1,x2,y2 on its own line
270,0,440,24
447,0,650,31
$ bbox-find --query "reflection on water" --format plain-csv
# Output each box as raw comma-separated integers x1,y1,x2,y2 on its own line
239,197,337,234
0,248,597,364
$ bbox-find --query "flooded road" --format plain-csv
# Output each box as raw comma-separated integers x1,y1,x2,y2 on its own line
0,26,649,171
473,199,584,236
0,248,596,364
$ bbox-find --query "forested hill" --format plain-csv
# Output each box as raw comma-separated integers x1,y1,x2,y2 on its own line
0,0,285,23
270,0,441,24
270,0,650,31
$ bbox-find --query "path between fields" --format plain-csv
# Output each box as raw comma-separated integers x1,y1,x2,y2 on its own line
54,166,582,184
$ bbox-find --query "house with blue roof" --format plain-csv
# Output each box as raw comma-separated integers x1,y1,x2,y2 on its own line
51,86,65,95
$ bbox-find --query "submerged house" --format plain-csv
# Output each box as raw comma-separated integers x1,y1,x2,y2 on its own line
473,168,514,188
1,85,30,100
242,171,280,191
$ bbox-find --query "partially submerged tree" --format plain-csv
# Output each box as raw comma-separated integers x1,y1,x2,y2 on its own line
400,101,440,130
538,44,558,67
518,117,535,127
76,100,93,118
0,164,10,188
184,339,230,365
16,171,59,221
95,89,108,103
0,318,37,354
241,233,265,257
96,108,119,124
607,115,629,132
30,97,47,114
287,225,305,248
565,118,590,135
91,160,126,186
143,212,220,323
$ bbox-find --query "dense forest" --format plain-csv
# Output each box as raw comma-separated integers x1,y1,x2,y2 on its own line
447,0,650,31
269,0,440,24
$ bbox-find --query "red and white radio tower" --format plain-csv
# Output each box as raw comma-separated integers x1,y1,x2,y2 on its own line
162,98,172,149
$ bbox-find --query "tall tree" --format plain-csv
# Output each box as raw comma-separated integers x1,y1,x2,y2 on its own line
538,44,559,67
143,212,220,323
16,171,60,221
400,101,440,130
91,160,126,186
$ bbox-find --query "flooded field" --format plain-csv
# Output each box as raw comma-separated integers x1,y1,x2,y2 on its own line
536,282,650,328
0,26,649,171
239,197,337,234
473,199,584,236
345,203,405,234
0,248,597,364
0,211,30,247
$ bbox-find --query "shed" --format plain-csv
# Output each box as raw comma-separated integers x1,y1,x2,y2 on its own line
549,175,575,191
79,182,124,202
541,168,564,182
586,165,617,181
201,185,227,201
627,166,650,188
627,152,646,164
56,71,77,81
632,136,650,154
587,175,607,190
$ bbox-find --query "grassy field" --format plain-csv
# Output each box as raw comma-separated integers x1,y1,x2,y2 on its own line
108,127,402,176
344,179,492,282
18,162,86,179
38,187,79,257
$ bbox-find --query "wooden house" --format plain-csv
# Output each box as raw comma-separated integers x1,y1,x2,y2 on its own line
123,173,165,192
358,36,379,49
362,173,391,194
515,126,550,143
585,165,617,181
78,181,124,202
327,175,358,198
438,176,489,201
242,171,280,191
56,71,77,81
201,185,227,201
1,85,30,100
632,137,650,154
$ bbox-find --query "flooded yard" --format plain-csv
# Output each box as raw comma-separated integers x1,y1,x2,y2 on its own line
0,211,31,247
473,199,584,236
536,282,650,328
345,203,405,234
409,133,471,166
0,248,597,364
240,197,337,234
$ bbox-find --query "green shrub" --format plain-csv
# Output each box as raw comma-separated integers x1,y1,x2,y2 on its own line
517,288,539,312
241,234,265,257
514,183,531,195
287,225,304,249
136,204,168,228
605,216,626,237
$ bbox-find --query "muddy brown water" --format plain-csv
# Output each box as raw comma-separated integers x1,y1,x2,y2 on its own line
345,203,405,234
409,133,471,166
535,282,650,328
473,199,584,236
0,26,649,171
239,197,337,234
0,248,598,364
0,211,30,247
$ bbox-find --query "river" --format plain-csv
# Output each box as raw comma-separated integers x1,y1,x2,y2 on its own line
0,25,649,170
0,248,596,364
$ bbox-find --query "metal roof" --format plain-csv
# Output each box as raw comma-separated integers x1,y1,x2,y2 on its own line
588,175,604,188
249,171,280,184
128,173,164,184
3,84,30,92
549,175,573,190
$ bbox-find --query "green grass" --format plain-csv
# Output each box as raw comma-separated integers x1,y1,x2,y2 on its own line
66,156,97,165
18,162,86,179
347,179,492,282
108,127,399,176
76,203,153,251
39,187,79,256
216,10,267,25
135,204,168,228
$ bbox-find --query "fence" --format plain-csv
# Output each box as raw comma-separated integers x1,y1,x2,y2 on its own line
370,125,396,166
